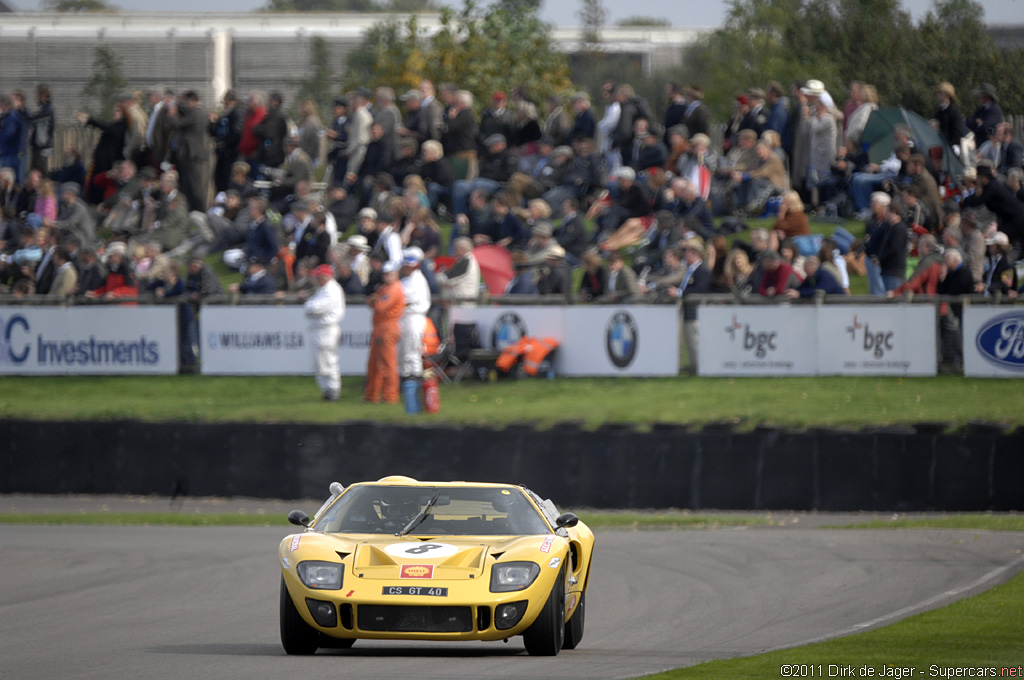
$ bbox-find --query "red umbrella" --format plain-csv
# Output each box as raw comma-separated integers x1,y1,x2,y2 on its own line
473,245,515,297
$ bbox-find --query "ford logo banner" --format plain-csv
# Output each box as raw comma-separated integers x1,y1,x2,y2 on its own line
975,312,1024,371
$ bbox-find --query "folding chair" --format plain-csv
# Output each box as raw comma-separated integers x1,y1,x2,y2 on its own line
448,322,482,383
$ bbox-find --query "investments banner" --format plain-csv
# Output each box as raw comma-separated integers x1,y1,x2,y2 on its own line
0,306,178,375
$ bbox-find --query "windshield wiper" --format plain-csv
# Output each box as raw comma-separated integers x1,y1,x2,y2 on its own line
398,491,441,536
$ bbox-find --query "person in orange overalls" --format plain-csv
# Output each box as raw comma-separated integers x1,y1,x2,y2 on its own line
364,261,405,404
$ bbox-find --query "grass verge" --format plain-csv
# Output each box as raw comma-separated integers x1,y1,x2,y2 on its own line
1,375,1022,429
827,516,1024,532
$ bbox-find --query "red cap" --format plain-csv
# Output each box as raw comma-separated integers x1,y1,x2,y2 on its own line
736,95,749,105
493,91,507,101
312,264,334,278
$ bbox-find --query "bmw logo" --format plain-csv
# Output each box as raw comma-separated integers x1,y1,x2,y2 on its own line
492,312,528,350
606,311,638,368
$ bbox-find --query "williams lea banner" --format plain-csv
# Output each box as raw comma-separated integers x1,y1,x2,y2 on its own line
963,307,1024,378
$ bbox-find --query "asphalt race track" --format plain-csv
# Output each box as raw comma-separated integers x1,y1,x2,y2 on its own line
2,524,1023,680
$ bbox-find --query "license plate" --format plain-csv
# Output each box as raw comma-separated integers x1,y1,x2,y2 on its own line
382,586,449,597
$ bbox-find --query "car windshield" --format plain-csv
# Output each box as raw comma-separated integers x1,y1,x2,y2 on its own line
313,485,552,536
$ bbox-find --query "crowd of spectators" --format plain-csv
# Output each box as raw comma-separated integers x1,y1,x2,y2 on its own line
1,75,1022,322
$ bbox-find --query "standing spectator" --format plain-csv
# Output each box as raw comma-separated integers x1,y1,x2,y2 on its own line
238,91,267,175
303,263,345,401
167,91,210,212
365,261,404,404
325,96,349,187
146,88,175,169
966,83,1003,140
757,249,801,297
208,89,242,194
0,93,28,184
937,248,976,369
577,250,608,302
844,84,877,149
663,82,687,144
75,104,127,205
682,85,711,138
537,245,573,303
569,92,595,142
417,79,445,143
599,251,640,303
597,82,622,172
74,246,107,295
675,237,712,373
981,231,1017,296
961,164,1024,260
765,81,790,150
443,90,479,181
28,84,55,175
804,83,837,204
934,82,963,152
345,88,374,189
297,98,323,167
255,91,288,177
864,192,909,295
478,92,516,151
543,95,573,147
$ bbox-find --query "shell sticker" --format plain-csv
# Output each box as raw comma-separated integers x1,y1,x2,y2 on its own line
401,564,435,579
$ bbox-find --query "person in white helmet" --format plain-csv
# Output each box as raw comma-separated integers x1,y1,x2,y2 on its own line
398,246,431,380
303,263,346,400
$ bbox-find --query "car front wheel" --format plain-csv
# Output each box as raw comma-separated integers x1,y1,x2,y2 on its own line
280,577,320,655
562,591,585,650
522,568,565,656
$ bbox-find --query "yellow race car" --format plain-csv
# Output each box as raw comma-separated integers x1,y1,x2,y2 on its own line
279,476,595,656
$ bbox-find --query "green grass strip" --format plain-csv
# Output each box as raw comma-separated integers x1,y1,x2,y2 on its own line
827,516,1024,532
638,567,1024,679
578,512,774,530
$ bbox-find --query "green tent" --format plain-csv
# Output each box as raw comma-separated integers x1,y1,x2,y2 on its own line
860,107,964,180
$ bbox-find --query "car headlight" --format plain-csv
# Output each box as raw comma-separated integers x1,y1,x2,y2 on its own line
490,562,541,592
297,561,343,590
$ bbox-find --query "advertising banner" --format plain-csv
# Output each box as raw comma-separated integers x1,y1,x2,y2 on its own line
0,306,178,375
963,307,1024,378
816,305,936,376
448,306,678,376
199,306,372,375
698,306,817,376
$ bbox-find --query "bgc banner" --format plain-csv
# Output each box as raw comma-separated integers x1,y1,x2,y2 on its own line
199,306,371,375
699,305,937,377
963,307,1024,378
0,306,178,375
449,306,679,376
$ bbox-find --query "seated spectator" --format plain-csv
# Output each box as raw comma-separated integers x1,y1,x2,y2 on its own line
887,233,943,298
295,204,331,266
660,178,713,240
961,164,1024,261
140,170,194,253
628,118,668,171
577,250,608,302
479,190,527,249
0,168,22,220
779,237,806,278
389,138,421,187
758,249,802,297
639,246,685,302
436,236,480,306
786,256,845,297
773,190,810,238
54,182,96,246
590,166,651,243
505,252,539,295
231,257,277,295
731,140,787,215
633,210,682,274
74,246,108,295
185,255,223,299
401,206,442,262
536,244,573,303
86,241,138,299
850,126,913,217
723,248,756,297
817,237,850,293
553,198,588,266
224,195,277,270
419,140,455,215
452,134,518,217
597,251,640,303
49,145,87,190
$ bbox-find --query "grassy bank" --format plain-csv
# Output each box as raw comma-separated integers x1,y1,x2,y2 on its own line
1,374,1021,429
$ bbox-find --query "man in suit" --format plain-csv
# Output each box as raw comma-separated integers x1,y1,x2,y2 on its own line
682,85,711,138
33,227,59,295
995,123,1023,175
233,258,277,295
418,80,445,143
599,251,639,303
962,164,1024,261
47,246,78,298
255,91,288,176
967,84,1003,140
569,92,596,142
270,135,312,202
208,89,242,194
675,238,712,373
167,91,210,212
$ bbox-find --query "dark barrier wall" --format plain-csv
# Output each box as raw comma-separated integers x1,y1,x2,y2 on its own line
2,420,1022,511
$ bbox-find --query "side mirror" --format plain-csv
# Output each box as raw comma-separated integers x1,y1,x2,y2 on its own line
555,512,579,529
288,509,311,527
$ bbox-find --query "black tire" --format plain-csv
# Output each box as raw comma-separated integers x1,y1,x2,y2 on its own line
280,577,320,655
522,568,565,656
562,591,585,650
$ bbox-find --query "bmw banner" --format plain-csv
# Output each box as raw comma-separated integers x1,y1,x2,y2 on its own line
963,307,1024,378
0,306,178,375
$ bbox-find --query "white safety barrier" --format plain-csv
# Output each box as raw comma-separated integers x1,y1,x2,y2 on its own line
963,307,1024,378
199,306,371,375
449,306,679,377
0,306,178,375
698,305,937,376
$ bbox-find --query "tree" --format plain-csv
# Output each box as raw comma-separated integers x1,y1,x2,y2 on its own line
292,36,338,124
42,0,117,11
81,45,127,117
578,0,607,50
263,0,437,11
343,1,571,113
615,16,671,27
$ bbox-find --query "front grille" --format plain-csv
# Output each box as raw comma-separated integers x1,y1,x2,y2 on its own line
358,605,474,633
